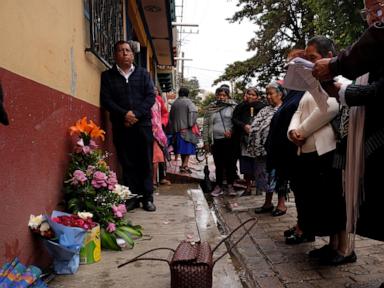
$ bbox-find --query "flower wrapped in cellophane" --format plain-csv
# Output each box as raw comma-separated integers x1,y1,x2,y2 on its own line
63,117,142,250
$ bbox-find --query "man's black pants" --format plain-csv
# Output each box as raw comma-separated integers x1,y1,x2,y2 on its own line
113,125,154,202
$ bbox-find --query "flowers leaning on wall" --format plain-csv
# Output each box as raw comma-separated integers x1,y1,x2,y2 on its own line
63,117,142,250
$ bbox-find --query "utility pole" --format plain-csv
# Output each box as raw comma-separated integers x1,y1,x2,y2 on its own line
173,22,197,92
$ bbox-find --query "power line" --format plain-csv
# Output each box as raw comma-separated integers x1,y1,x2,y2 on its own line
184,66,224,73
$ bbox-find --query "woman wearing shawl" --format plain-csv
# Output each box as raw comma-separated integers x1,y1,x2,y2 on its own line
202,86,237,197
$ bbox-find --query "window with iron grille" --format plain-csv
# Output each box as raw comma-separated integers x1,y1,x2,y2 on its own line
85,0,124,67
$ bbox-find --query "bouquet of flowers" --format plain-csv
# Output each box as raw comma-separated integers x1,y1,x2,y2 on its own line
28,211,89,274
63,117,142,250
28,214,55,239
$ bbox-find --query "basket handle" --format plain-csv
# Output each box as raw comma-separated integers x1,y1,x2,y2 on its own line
212,217,257,266
117,247,175,268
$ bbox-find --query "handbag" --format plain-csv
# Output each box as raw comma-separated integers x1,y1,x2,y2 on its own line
118,218,257,288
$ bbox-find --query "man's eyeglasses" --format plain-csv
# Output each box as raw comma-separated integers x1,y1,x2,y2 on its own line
360,2,384,21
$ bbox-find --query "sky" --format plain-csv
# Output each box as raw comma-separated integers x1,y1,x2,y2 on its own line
175,0,256,92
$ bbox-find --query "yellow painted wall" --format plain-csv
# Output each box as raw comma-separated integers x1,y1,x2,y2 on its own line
0,0,105,106
127,0,154,72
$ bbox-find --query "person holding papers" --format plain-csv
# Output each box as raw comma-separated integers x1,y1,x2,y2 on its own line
287,36,355,265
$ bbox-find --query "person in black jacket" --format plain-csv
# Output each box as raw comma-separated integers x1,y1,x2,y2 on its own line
232,87,266,195
100,40,156,212
312,0,384,242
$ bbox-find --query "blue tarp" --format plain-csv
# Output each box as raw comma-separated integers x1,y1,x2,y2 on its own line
0,257,47,288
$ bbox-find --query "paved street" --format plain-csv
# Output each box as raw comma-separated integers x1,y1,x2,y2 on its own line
213,193,384,288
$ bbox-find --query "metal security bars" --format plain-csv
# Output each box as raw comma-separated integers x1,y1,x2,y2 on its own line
85,0,124,67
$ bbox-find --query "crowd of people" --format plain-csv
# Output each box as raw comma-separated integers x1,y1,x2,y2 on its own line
99,0,384,281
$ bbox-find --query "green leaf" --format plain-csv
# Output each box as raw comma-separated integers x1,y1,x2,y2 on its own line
100,228,121,251
114,227,135,248
116,225,142,239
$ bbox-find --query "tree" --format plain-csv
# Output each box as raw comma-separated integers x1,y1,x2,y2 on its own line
182,77,200,103
215,0,365,89
198,92,216,117
304,0,365,48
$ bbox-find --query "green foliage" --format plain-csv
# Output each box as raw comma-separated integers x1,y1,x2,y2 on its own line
215,0,366,89
304,0,365,48
182,77,200,103
198,92,216,117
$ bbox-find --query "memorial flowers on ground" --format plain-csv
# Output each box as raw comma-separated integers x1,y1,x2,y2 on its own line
63,117,142,250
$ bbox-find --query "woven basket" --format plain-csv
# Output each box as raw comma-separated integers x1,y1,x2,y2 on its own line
118,218,257,288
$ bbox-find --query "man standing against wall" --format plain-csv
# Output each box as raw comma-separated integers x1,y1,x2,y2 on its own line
100,40,156,212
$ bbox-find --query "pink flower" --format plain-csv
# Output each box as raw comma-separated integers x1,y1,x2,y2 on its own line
89,140,98,150
74,138,93,154
106,222,116,232
71,170,87,185
107,171,118,190
91,171,108,188
112,204,127,218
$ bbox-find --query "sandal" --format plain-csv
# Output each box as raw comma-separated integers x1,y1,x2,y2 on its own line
159,179,171,185
180,166,192,174
271,208,287,217
283,226,296,237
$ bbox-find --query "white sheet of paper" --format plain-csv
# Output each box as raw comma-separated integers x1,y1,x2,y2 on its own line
283,57,329,111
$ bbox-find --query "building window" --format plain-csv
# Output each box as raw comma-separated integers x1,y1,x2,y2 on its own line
86,0,124,67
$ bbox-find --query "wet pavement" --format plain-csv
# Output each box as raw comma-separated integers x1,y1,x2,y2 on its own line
212,193,384,288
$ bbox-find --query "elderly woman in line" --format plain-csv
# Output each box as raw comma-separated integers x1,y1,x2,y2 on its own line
202,86,237,197
247,82,284,213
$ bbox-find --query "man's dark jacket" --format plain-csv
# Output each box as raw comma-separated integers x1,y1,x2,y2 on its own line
100,65,155,127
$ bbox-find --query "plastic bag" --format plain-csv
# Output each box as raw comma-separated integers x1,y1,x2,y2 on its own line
43,211,86,274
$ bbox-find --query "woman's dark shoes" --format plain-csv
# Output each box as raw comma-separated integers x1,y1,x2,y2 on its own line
271,208,287,217
255,205,274,214
142,201,156,212
308,245,334,259
283,226,296,237
285,233,315,245
321,250,357,266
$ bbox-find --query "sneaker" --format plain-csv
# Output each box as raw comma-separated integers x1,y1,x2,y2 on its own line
227,184,237,196
211,185,223,197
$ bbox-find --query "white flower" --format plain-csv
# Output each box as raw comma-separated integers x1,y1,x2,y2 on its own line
77,211,93,220
39,222,50,232
116,238,126,248
112,184,136,200
28,214,44,229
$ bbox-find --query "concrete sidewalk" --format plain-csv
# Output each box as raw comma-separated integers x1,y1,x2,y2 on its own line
49,184,242,288
213,193,384,288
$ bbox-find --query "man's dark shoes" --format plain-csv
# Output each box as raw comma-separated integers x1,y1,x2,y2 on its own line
255,205,274,214
321,250,357,266
285,233,315,245
308,244,333,259
142,201,156,212
126,199,140,211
